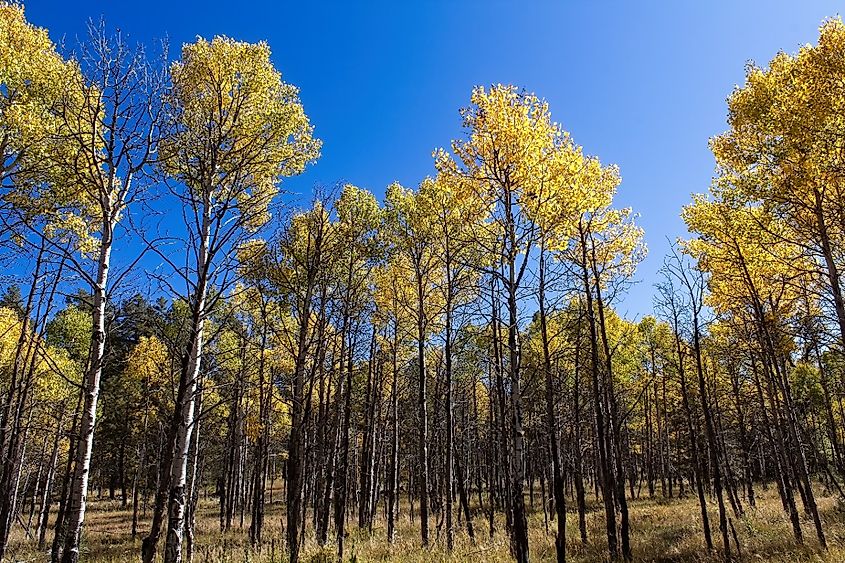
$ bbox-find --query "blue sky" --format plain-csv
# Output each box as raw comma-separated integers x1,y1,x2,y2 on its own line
23,0,844,318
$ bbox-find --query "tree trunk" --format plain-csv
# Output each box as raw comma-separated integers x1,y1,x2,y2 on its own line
61,225,113,563
387,320,400,543
444,269,456,551
579,225,617,561
539,247,566,562
162,216,210,563
413,263,430,548
506,264,529,563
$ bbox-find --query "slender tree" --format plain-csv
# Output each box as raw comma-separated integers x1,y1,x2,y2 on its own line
142,36,319,563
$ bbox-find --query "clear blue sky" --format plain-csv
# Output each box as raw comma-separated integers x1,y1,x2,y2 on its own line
23,0,843,318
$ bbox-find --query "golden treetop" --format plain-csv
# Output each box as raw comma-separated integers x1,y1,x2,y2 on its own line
161,36,321,230
710,17,845,235
0,2,76,175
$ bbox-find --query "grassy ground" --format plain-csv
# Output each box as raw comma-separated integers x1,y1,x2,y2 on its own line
7,485,845,562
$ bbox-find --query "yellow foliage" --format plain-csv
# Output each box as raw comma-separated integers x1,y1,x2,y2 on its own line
161,36,320,230
0,2,75,176
682,196,810,318
125,335,169,387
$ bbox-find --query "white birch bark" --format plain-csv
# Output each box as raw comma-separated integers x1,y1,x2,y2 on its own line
60,215,113,563
164,215,209,563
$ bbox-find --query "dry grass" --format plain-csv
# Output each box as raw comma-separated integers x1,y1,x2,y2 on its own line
7,485,845,562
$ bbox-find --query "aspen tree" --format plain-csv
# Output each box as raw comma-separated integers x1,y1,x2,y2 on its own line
143,37,318,563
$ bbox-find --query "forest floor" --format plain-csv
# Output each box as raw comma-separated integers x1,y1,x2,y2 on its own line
7,484,845,562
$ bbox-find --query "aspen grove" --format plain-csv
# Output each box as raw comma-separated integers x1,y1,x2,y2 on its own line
4,4,845,562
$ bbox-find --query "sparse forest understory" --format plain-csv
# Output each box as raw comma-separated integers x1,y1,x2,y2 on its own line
7,485,845,562
3,3,845,562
